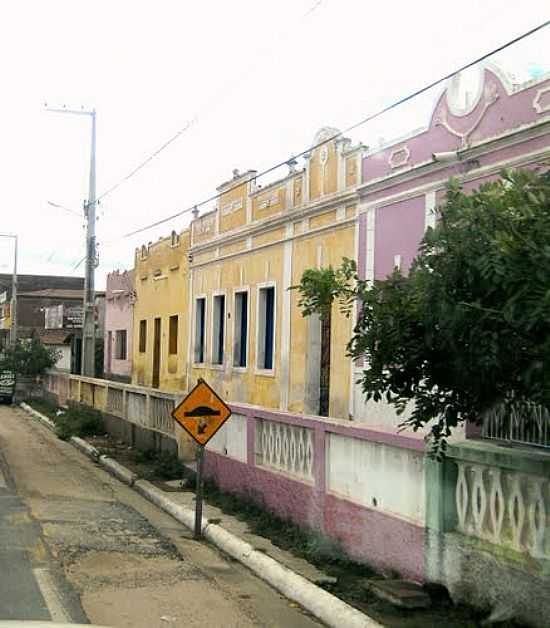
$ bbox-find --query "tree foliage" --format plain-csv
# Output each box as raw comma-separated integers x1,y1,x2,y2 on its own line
290,261,356,320
0,338,61,377
295,169,550,454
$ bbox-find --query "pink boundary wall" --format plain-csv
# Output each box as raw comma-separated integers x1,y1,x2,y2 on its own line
204,403,426,580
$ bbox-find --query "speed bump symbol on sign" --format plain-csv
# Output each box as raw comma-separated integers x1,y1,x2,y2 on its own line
171,379,231,446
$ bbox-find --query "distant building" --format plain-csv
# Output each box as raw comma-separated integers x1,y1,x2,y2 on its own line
132,230,190,390
0,274,105,374
104,270,135,383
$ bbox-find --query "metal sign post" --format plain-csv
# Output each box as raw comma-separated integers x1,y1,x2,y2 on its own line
194,446,205,539
171,378,232,540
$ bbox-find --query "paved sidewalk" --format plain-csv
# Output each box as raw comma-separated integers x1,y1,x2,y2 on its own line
159,479,336,586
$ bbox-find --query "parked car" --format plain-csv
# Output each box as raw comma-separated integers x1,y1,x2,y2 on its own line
0,368,15,404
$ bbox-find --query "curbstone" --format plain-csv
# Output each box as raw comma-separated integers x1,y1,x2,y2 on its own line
203,523,381,628
135,482,380,628
20,402,56,432
99,455,138,486
70,436,100,461
134,480,197,529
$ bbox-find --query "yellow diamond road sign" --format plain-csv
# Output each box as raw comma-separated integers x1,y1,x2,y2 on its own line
172,380,232,446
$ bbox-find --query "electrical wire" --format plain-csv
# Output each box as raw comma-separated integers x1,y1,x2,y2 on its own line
103,18,549,243
94,0,326,208
47,200,83,217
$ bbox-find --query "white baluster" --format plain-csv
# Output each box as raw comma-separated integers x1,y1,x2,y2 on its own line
456,463,469,533
297,430,305,476
527,478,547,558
281,425,290,472
267,422,275,466
260,422,267,466
289,429,297,473
471,465,487,537
488,468,505,544
508,475,526,551
305,430,314,479
274,423,282,469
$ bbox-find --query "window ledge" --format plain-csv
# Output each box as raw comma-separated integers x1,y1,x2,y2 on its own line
254,368,276,378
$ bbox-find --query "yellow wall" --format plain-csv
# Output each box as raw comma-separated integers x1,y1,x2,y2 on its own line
132,231,190,393
190,243,284,409
346,155,358,187
309,141,338,200
251,185,286,221
288,224,354,418
219,182,248,233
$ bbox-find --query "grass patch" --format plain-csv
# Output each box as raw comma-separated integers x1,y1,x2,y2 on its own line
201,479,375,584
54,403,104,440
27,397,59,420
128,448,187,481
28,399,104,441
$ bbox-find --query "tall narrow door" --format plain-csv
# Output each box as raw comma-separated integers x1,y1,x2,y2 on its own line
107,331,112,374
152,317,161,388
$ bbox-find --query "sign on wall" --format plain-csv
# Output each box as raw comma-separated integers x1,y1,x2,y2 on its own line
44,303,84,329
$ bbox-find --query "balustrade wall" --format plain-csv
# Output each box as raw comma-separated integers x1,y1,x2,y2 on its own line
44,371,427,579
44,371,549,621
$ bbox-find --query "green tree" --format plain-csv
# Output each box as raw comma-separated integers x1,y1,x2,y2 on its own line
0,338,61,377
294,169,550,453
290,263,355,416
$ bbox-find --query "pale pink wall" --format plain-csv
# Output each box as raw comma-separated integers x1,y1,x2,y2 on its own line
359,68,550,285
204,403,426,580
362,69,550,185
374,196,425,280
104,270,134,380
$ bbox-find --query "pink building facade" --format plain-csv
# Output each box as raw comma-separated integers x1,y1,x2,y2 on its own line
104,270,135,383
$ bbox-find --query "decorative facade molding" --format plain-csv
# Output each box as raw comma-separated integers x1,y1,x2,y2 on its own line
434,81,499,147
533,86,550,114
388,145,410,169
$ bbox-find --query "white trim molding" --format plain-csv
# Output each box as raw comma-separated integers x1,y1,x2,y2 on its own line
389,145,410,169
425,190,437,230
280,240,293,410
533,86,550,114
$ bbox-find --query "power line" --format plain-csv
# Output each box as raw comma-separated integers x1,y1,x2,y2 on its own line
94,0,326,208
47,200,83,218
104,18,549,243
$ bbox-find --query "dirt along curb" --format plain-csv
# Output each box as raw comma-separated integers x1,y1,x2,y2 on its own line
20,402,383,628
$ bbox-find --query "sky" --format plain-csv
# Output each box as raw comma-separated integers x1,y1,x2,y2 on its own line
0,1,548,288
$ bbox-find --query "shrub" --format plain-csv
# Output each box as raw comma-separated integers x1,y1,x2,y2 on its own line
0,339,60,377
54,403,103,440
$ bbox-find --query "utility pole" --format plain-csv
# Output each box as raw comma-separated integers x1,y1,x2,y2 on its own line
45,105,97,376
0,234,18,346
82,109,97,377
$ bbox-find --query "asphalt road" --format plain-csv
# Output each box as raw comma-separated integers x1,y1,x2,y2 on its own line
0,404,320,628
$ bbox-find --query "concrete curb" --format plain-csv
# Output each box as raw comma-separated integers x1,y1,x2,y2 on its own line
134,480,380,628
20,404,101,462
70,437,100,461
21,403,382,628
20,402,56,431
99,455,138,486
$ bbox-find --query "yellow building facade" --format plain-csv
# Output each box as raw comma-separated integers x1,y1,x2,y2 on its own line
187,128,364,419
132,229,190,392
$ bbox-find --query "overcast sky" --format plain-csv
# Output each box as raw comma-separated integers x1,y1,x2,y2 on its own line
0,1,548,288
